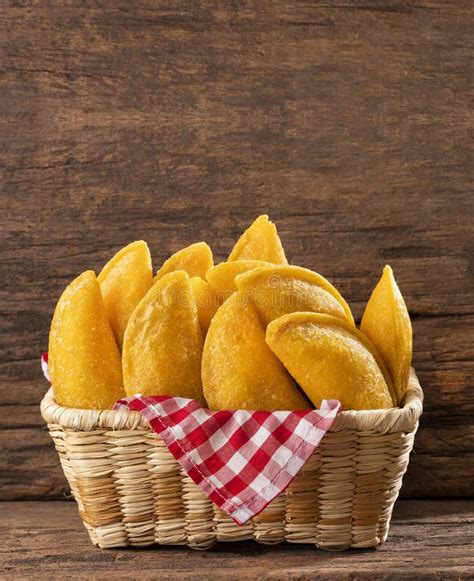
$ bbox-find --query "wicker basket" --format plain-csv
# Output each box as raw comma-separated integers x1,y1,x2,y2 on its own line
40,369,423,551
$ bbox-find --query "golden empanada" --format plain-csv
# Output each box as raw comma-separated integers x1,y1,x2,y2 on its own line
266,313,395,410
202,291,310,410
98,241,153,348
49,270,124,409
228,215,288,264
123,271,205,404
191,277,223,335
155,242,213,282
361,265,412,405
236,265,354,326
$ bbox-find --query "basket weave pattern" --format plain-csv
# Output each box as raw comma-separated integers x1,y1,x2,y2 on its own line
40,370,423,551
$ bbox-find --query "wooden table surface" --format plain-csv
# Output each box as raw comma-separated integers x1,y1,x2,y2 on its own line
1,500,473,579
0,1,472,578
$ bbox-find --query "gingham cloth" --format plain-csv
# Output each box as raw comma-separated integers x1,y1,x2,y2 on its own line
42,353,340,525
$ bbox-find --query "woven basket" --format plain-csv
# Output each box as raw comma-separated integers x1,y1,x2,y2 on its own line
40,369,423,551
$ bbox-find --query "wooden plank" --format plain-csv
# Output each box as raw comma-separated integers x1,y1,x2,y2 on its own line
0,0,472,500
1,500,473,579
1,2,472,317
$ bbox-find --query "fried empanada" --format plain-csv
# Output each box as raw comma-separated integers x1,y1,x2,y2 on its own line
155,242,213,282
191,277,223,335
360,265,412,405
228,215,288,264
236,265,354,326
49,270,124,409
123,270,205,403
266,313,395,410
202,291,310,410
98,240,153,348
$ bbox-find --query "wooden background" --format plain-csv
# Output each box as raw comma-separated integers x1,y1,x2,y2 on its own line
1,1,472,502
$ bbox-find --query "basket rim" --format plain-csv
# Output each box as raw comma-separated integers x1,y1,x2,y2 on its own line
40,368,423,434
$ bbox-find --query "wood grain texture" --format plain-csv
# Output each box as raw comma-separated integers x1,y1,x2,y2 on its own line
1,500,473,579
0,1,472,500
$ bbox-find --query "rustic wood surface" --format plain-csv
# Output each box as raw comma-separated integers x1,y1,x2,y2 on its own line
1,500,473,579
0,1,472,501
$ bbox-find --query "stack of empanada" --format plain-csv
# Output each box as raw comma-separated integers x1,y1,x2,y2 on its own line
49,215,412,412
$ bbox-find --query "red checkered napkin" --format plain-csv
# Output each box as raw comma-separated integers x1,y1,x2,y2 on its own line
42,353,340,525
41,352,50,381
113,395,340,524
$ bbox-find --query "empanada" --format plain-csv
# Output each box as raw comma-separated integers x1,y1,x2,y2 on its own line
236,265,354,326
155,242,213,282
49,270,124,409
361,265,412,405
98,241,153,348
123,271,205,404
266,313,395,410
202,291,310,410
228,215,288,264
